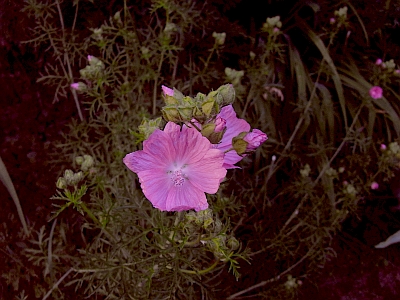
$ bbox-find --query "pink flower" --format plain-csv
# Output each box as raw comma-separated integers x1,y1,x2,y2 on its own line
375,58,383,65
380,144,387,150
162,85,174,97
87,55,93,62
371,182,379,190
215,105,251,169
214,117,226,133
369,86,383,99
244,129,268,150
329,18,336,24
70,83,79,90
123,122,226,211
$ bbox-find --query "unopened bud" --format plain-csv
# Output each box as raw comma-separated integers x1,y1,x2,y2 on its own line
81,155,94,172
56,177,67,189
227,237,240,250
243,129,268,150
214,117,226,132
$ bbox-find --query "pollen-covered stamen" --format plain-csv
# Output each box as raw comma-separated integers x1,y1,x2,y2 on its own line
171,169,185,187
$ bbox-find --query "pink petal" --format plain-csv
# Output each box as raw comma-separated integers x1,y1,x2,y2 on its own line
186,149,227,193
136,169,172,211
162,85,174,97
217,105,251,152
166,182,208,211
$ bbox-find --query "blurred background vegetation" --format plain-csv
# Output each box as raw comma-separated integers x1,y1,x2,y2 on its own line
1,0,400,299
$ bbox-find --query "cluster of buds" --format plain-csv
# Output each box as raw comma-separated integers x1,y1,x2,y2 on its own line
75,154,95,172
212,32,226,46
262,16,282,34
71,55,105,92
225,68,245,87
375,58,400,78
161,84,267,160
183,209,240,259
56,169,84,189
161,84,235,123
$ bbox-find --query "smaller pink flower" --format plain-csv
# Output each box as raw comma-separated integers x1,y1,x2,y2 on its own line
70,83,79,90
395,70,400,75
273,27,280,33
162,85,174,97
380,144,387,150
244,129,268,151
371,182,379,190
375,58,383,65
369,86,383,99
87,55,93,62
214,117,226,133
329,18,336,24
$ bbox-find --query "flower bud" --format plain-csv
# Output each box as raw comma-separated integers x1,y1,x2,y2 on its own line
371,182,379,190
201,96,216,117
216,83,236,106
81,155,94,172
212,32,226,46
232,132,249,155
214,117,226,133
243,129,268,150
162,107,181,122
227,237,240,250
56,177,67,189
369,86,383,99
138,117,163,139
75,156,84,165
64,169,74,183
162,85,174,97
70,82,87,92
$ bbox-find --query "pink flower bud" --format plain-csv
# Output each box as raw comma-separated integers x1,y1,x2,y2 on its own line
395,70,400,75
214,117,226,133
244,129,268,150
371,182,379,190
380,144,387,150
369,86,383,99
88,55,93,62
273,27,280,33
70,83,80,90
375,58,383,65
329,18,336,24
162,85,174,97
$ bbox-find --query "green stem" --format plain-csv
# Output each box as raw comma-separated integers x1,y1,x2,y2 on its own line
179,259,220,275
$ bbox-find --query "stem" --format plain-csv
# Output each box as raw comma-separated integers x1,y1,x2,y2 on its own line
56,0,84,121
179,259,219,275
153,50,165,115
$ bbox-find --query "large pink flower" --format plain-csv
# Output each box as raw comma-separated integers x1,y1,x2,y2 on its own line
123,122,227,211
215,105,251,169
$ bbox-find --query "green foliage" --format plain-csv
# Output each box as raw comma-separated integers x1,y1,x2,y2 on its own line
5,0,400,299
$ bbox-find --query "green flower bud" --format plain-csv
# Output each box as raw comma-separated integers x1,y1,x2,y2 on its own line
81,155,94,172
56,177,67,189
202,97,216,117
201,123,216,138
212,32,226,46
64,169,74,184
75,156,84,165
138,117,163,139
178,106,194,121
73,171,84,183
162,106,181,122
232,132,249,155
216,83,236,105
227,237,240,250
300,164,311,177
